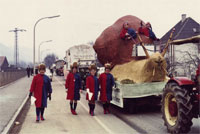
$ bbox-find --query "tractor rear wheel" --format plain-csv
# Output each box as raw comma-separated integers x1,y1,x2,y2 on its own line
161,82,193,134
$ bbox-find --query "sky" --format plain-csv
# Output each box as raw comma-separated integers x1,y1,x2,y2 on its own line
0,0,199,63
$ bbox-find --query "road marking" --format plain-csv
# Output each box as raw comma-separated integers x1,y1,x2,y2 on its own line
55,76,114,134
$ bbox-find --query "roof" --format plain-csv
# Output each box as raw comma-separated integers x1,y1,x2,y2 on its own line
0,56,8,67
171,35,200,45
160,17,200,44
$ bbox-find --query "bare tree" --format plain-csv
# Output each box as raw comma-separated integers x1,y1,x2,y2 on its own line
44,54,57,68
168,50,199,77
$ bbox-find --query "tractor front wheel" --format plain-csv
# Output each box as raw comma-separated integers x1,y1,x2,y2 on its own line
161,82,193,134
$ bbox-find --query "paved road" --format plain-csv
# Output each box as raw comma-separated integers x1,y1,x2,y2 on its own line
110,104,200,134
55,76,200,134
19,76,138,134
0,76,32,133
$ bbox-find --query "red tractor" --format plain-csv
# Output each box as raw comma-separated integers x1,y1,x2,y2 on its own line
162,65,200,133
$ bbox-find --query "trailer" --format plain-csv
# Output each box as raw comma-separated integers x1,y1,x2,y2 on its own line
111,81,166,112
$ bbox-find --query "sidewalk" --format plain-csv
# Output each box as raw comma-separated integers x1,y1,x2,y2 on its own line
0,76,32,133
19,76,138,134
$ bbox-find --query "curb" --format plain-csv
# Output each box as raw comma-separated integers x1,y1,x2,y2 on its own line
2,95,29,134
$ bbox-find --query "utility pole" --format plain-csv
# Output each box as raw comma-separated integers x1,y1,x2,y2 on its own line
9,28,26,68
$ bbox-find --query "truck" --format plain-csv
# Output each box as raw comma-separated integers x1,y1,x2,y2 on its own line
64,44,96,89
55,60,66,76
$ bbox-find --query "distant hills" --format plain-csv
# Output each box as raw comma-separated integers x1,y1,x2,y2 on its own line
0,43,13,63
0,43,32,64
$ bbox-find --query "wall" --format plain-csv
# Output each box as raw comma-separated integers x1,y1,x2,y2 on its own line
0,71,26,87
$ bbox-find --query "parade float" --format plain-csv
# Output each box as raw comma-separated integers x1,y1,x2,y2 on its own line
94,15,174,112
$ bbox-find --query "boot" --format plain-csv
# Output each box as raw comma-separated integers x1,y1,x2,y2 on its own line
88,103,91,114
36,116,40,122
70,102,74,114
36,108,40,122
106,103,110,114
73,103,77,115
91,104,95,116
40,108,45,120
103,104,107,114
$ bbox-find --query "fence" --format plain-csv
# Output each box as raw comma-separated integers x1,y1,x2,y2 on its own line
0,70,26,87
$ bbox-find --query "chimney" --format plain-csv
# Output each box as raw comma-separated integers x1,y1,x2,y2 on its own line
181,14,186,22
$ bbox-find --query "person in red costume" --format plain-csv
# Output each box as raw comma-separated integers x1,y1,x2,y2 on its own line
29,64,52,122
138,21,159,41
65,62,82,115
120,22,137,41
99,63,115,114
86,64,99,116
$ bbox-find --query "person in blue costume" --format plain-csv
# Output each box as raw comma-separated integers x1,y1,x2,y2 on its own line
99,63,115,114
65,62,82,115
86,64,99,116
29,64,52,122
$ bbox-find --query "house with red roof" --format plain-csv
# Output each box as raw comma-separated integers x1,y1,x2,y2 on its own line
0,56,9,71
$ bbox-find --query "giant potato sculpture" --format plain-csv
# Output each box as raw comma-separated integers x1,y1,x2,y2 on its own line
93,15,152,67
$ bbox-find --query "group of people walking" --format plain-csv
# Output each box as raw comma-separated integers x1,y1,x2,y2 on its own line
28,62,115,122
65,62,115,116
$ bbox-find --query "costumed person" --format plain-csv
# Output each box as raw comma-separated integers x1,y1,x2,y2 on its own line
99,63,115,114
29,64,52,122
65,62,82,115
138,21,159,41
120,22,137,41
86,64,99,116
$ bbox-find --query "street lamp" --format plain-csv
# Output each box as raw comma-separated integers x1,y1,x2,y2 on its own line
33,15,60,74
38,40,52,63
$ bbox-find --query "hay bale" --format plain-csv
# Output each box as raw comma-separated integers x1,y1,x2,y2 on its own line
120,79,135,84
111,52,168,83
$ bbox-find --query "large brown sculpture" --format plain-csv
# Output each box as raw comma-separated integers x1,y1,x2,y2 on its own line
93,15,153,67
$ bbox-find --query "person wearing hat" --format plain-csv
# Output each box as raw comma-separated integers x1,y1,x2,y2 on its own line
65,62,82,115
86,64,99,116
29,64,52,122
99,63,115,114
138,21,159,41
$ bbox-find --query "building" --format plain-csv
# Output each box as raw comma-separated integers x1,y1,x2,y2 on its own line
159,14,200,77
0,56,9,71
